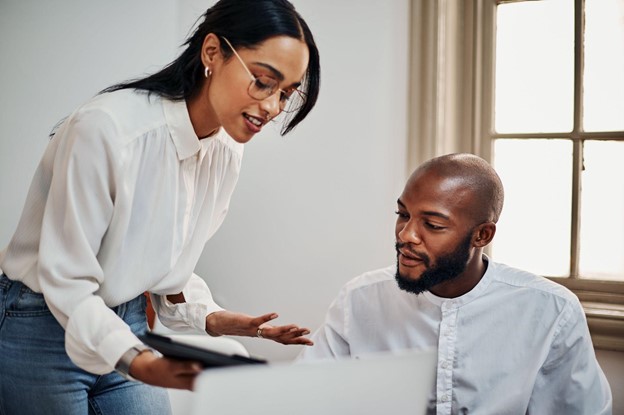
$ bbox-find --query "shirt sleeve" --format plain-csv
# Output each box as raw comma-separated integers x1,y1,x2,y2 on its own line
298,286,351,361
528,299,613,414
37,108,142,374
150,273,224,334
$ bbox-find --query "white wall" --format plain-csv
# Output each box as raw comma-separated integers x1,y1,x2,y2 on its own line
0,0,180,244
0,0,409,362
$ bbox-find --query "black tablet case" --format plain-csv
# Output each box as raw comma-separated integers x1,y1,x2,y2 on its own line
139,332,267,368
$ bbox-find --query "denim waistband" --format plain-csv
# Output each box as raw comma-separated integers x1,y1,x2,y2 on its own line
0,273,10,290
0,273,145,318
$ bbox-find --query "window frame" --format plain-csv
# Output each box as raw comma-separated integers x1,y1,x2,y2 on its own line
408,0,624,351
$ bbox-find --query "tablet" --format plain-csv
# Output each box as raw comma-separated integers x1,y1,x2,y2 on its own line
139,332,267,368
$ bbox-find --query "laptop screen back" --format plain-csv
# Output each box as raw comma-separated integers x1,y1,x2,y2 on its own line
190,348,437,415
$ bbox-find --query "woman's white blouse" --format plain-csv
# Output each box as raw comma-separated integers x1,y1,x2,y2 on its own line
0,89,244,374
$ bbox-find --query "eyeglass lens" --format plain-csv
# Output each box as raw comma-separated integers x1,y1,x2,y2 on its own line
248,75,305,113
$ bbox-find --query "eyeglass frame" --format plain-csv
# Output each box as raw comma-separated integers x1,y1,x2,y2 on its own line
220,36,306,113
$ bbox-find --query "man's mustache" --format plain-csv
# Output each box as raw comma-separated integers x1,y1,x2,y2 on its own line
395,242,430,267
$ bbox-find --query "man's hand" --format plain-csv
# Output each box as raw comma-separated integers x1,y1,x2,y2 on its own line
129,350,203,390
205,310,313,346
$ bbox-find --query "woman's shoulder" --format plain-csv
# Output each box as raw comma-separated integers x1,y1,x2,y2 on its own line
79,89,163,123
68,89,168,141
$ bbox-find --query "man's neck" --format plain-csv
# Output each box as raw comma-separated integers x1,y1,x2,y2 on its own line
429,251,487,298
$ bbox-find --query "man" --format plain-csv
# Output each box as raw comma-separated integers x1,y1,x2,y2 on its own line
299,153,612,414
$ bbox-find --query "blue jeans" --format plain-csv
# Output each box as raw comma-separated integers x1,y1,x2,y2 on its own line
0,274,172,415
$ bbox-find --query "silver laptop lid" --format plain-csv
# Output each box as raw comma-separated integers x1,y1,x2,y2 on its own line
190,348,436,415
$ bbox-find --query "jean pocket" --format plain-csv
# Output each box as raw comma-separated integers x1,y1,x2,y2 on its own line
6,286,52,317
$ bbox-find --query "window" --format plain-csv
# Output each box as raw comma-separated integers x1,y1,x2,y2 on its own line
489,0,624,351
408,0,624,351
491,0,624,283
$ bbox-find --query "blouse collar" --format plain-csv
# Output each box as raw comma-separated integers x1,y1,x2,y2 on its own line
163,98,201,161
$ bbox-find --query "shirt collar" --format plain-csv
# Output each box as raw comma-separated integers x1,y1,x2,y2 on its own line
162,97,201,160
423,254,494,309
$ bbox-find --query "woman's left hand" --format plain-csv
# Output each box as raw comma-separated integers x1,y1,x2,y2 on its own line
205,310,313,346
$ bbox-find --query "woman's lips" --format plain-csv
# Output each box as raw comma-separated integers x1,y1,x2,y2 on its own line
243,113,263,133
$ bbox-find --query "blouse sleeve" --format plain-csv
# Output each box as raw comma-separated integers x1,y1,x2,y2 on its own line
150,273,224,334
37,108,143,374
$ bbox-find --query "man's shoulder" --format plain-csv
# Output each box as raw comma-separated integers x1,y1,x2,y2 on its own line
342,265,398,293
489,260,579,303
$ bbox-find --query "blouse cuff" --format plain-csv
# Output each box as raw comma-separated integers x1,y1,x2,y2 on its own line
65,295,143,374
151,293,224,333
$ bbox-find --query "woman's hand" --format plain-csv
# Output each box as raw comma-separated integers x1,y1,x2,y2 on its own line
129,350,203,390
205,310,314,346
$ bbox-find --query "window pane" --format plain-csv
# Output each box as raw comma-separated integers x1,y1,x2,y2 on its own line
579,141,624,280
495,0,573,133
583,0,624,132
491,139,572,276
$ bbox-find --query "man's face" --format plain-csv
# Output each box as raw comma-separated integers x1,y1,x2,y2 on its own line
395,232,472,295
394,170,478,294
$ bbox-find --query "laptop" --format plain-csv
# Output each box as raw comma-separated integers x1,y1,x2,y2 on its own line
189,348,437,415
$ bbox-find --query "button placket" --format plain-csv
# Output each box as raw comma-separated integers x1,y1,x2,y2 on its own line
181,159,196,242
436,301,458,415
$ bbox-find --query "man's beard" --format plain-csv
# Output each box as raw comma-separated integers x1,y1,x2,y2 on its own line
395,233,473,295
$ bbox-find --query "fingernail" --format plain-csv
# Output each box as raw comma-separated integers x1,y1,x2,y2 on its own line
303,330,310,335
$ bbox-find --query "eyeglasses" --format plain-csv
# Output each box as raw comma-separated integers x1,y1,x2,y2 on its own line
221,36,306,114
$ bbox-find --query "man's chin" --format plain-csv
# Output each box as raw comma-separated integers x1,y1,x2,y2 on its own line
398,264,425,280
395,271,428,295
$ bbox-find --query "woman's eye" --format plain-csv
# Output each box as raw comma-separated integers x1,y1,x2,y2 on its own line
254,78,274,92
279,89,297,102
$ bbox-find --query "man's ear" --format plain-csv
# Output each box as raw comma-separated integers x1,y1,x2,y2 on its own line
201,33,222,69
473,222,496,248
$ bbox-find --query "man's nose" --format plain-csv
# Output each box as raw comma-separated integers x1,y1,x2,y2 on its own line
397,222,422,245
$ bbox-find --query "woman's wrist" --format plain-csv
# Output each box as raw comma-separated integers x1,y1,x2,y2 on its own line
116,345,155,380
205,311,223,336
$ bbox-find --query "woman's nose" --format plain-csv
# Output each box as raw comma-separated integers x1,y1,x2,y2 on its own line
260,91,281,120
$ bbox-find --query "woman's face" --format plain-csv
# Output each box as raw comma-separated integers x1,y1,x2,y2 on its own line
195,34,309,143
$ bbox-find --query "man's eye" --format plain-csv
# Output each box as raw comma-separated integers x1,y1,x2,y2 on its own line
394,210,409,219
425,222,445,230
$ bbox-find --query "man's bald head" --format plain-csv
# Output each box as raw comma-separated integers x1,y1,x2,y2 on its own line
408,153,504,224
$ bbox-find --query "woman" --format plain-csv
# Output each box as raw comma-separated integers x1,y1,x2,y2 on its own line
0,0,320,413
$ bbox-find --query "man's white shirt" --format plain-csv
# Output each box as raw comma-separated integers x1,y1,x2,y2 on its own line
300,257,612,415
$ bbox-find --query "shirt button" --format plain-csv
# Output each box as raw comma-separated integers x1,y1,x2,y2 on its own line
441,394,450,402
441,361,448,369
